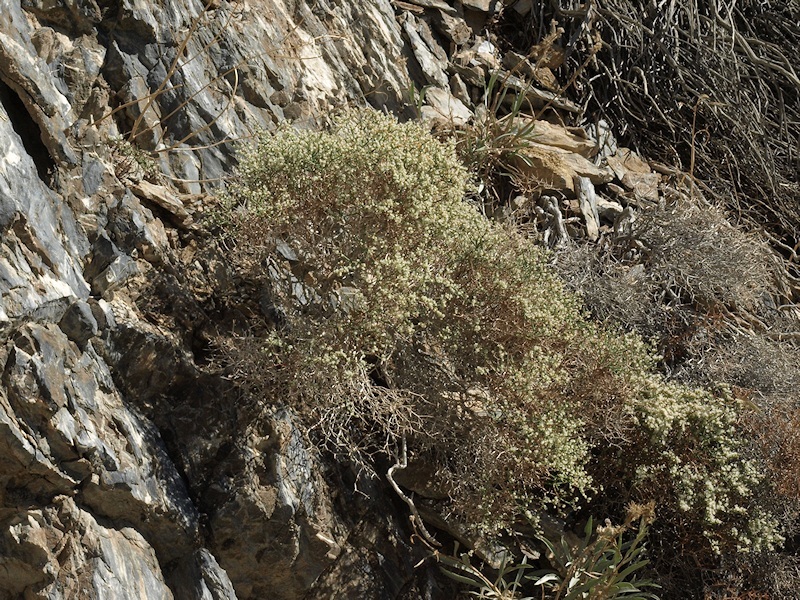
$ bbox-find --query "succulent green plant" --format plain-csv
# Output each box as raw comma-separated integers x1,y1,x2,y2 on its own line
440,550,538,600
439,504,659,600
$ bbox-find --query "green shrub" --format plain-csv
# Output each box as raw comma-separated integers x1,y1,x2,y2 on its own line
215,109,780,557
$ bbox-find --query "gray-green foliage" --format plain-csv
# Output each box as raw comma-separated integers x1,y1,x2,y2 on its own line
532,505,660,600
439,504,659,600
216,109,779,552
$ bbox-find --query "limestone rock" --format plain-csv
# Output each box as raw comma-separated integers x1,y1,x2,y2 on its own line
0,77,88,334
0,6,77,165
23,0,102,35
397,0,457,14
449,60,486,88
596,197,625,221
449,72,471,105
433,10,472,46
58,299,98,349
207,409,344,600
131,180,194,228
169,550,238,600
461,0,499,11
421,85,473,125
0,497,174,599
502,50,559,90
516,143,613,195
501,72,581,113
606,148,660,203
524,118,598,158
401,12,449,87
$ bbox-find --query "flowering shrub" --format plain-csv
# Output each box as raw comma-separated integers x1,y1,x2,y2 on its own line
215,109,779,560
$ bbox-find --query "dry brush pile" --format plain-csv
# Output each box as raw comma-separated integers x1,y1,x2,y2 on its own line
499,0,800,283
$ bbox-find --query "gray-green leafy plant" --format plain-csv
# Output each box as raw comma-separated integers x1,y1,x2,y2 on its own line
440,550,537,600
439,505,659,600
531,505,660,600
456,70,538,199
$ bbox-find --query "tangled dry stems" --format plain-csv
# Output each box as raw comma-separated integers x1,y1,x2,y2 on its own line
553,195,800,596
501,0,800,282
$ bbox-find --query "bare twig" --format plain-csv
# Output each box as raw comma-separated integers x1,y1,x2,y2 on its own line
386,435,441,549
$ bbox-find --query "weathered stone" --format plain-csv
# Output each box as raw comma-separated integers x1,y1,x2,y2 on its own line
88,297,116,333
0,320,212,584
84,232,121,281
606,148,660,203
29,28,107,117
433,10,472,46
0,4,77,165
449,72,471,106
58,298,98,349
92,254,138,296
421,85,472,125
596,197,625,221
461,0,499,12
416,13,448,63
449,60,486,88
401,13,449,87
208,409,343,600
501,72,581,113
82,153,111,196
523,118,597,157
395,0,457,14
606,182,626,197
0,72,88,331
22,0,102,35
0,495,180,599
516,143,613,195
474,39,501,68
606,147,652,179
168,549,238,600
131,180,194,227
106,189,171,264
502,50,559,90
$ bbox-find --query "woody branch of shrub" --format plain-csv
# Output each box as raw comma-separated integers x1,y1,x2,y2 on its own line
212,109,781,572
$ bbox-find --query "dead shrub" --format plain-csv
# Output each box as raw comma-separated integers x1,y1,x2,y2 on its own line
634,203,773,312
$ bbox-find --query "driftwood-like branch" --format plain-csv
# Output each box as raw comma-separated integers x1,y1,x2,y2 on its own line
386,436,441,549
575,176,600,241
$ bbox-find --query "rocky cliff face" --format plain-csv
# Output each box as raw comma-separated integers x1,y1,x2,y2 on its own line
0,0,424,597
0,0,500,596
0,0,702,597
